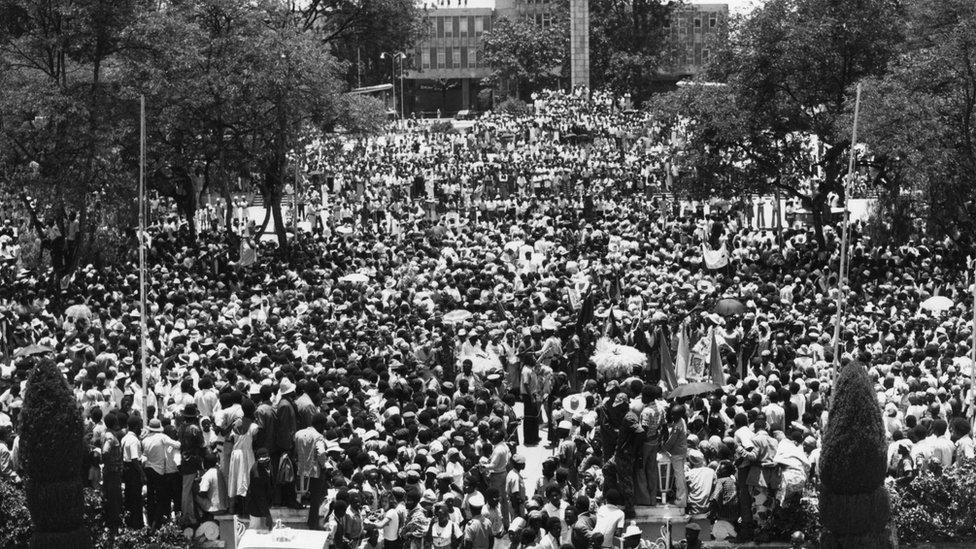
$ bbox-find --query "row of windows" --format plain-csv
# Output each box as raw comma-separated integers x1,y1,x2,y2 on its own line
665,12,720,30
420,46,485,70
521,12,555,27
430,15,492,38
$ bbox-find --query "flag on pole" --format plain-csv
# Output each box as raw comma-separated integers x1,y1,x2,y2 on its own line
702,243,730,270
575,291,594,336
609,270,622,301
676,322,690,380
604,307,624,340
709,329,725,385
659,327,678,391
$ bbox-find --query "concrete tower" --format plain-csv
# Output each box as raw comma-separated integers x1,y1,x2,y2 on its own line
569,0,590,89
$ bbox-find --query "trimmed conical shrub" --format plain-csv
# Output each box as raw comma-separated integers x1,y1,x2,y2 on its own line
20,359,91,549
819,361,893,548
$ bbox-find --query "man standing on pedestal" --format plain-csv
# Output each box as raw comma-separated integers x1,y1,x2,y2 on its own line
635,385,666,506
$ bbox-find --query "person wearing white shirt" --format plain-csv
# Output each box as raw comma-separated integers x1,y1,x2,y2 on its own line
593,490,625,549
911,419,955,469
142,418,181,528
121,415,146,529
541,485,571,545
194,378,219,419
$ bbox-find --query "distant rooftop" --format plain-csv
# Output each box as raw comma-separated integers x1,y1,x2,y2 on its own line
415,0,733,13
418,0,496,10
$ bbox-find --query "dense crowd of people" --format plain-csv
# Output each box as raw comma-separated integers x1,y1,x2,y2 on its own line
0,89,974,547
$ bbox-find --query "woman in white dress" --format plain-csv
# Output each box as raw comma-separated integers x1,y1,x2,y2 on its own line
227,399,259,515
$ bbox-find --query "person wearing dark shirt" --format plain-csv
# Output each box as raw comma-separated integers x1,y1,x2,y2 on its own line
570,495,595,549
246,448,274,529
273,377,299,507
179,403,207,520
254,386,276,453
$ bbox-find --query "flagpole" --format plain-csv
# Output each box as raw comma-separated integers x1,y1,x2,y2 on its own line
831,83,862,383
139,95,149,421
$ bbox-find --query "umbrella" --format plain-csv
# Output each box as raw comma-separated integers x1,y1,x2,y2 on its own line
714,298,745,317
65,304,92,320
339,273,369,284
920,296,953,313
14,344,54,358
443,309,473,324
591,337,647,380
667,381,721,400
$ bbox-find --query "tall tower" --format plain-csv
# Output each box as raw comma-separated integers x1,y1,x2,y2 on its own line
569,0,590,89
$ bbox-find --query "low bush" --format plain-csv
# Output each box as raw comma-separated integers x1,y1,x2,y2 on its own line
496,97,531,116
0,482,189,549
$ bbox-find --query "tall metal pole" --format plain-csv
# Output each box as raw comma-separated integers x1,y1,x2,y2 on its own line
971,258,976,430
293,162,300,234
390,59,397,119
399,55,405,120
971,257,975,365
138,95,149,421
831,83,862,381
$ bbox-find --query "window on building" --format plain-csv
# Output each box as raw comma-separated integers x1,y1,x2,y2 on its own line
484,16,491,32
422,48,431,69
452,17,460,36
459,16,468,36
453,47,461,67
445,17,454,37
535,12,543,26
709,14,717,28
476,48,483,67
475,16,484,34
694,17,701,29
469,47,478,67
702,49,709,62
663,16,670,29
460,47,468,68
437,17,444,38
437,47,446,68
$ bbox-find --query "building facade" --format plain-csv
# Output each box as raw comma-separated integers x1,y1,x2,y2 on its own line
661,3,729,78
399,0,728,116
405,6,495,115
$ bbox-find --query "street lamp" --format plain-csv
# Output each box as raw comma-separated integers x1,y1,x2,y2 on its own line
380,51,407,119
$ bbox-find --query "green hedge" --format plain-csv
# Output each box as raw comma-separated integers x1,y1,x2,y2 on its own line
0,481,188,549
819,363,888,495
20,360,86,483
20,360,90,548
891,458,976,544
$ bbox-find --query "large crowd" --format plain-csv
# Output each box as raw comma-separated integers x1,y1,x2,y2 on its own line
0,89,974,548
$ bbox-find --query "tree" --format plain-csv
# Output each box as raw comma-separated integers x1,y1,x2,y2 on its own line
483,16,568,100
20,359,90,548
819,362,893,548
589,0,679,102
306,0,426,89
0,0,143,275
855,0,976,249
123,0,344,251
336,94,389,135
648,0,904,246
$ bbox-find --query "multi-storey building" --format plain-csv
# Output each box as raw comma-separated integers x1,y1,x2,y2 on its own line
661,3,729,78
397,0,728,115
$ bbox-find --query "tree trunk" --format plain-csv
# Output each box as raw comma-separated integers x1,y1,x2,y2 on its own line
224,182,234,234
257,198,273,236
270,194,289,255
808,194,827,249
